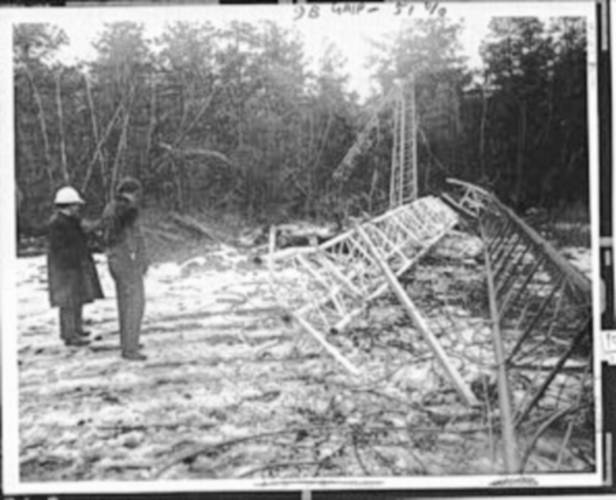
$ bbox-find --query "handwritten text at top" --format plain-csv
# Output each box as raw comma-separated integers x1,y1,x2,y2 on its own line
293,1,446,21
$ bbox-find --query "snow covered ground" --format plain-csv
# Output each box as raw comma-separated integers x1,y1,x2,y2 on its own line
13,234,595,481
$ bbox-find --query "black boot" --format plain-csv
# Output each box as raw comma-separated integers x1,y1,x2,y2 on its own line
65,337,90,347
122,351,147,361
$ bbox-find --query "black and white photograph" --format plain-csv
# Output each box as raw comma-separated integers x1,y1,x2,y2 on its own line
1,0,604,494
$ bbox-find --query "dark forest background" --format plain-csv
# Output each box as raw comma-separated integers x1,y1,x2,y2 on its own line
13,16,589,236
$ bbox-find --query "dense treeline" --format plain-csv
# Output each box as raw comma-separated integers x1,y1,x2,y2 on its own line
14,16,588,235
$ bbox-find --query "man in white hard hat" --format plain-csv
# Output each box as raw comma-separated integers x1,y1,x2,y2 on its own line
47,186,104,346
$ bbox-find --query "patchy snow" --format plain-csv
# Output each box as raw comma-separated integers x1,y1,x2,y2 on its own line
561,247,592,279
14,233,595,481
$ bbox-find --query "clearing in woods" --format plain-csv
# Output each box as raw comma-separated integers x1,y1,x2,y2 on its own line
16,216,594,481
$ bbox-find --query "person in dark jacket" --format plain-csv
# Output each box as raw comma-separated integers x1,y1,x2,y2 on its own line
47,186,104,346
101,177,149,361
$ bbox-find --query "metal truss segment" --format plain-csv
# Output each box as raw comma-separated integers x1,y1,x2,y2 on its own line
444,178,592,444
270,196,458,378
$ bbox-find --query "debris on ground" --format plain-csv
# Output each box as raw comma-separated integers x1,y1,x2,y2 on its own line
17,189,594,480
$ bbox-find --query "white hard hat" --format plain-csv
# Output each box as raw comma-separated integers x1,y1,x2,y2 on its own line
54,186,85,205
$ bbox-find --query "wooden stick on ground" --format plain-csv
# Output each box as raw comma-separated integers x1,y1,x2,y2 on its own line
355,224,478,407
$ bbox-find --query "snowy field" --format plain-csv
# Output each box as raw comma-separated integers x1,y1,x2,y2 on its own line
13,234,595,481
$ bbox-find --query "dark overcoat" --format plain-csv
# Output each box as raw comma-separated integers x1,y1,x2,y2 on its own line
101,199,149,275
47,212,104,308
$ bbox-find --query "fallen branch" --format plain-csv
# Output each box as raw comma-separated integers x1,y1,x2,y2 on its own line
143,226,185,243
518,404,581,473
101,461,155,471
158,422,447,479
237,460,321,479
258,245,316,264
99,421,217,432
169,212,222,242
351,432,370,475
153,427,316,478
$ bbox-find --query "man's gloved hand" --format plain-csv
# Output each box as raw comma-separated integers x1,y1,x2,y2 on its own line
81,218,101,234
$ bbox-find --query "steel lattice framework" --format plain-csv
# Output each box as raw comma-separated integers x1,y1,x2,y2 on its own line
267,196,480,405
390,75,418,208
442,178,593,472
267,75,593,473
332,76,418,214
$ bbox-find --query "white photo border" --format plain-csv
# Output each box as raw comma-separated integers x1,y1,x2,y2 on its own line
0,0,604,494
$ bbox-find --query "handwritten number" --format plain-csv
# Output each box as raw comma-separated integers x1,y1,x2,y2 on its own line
424,1,439,15
395,1,417,16
293,5,305,20
295,4,319,20
299,0,440,19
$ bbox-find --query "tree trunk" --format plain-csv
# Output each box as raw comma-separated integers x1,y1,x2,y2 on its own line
24,64,54,191
152,89,216,173
479,76,489,178
169,157,184,212
110,106,131,197
145,77,157,170
83,99,124,194
311,110,333,173
55,71,70,184
81,75,106,193
513,100,527,207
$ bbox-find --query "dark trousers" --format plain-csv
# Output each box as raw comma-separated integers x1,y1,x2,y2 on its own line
109,262,145,356
59,304,82,341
